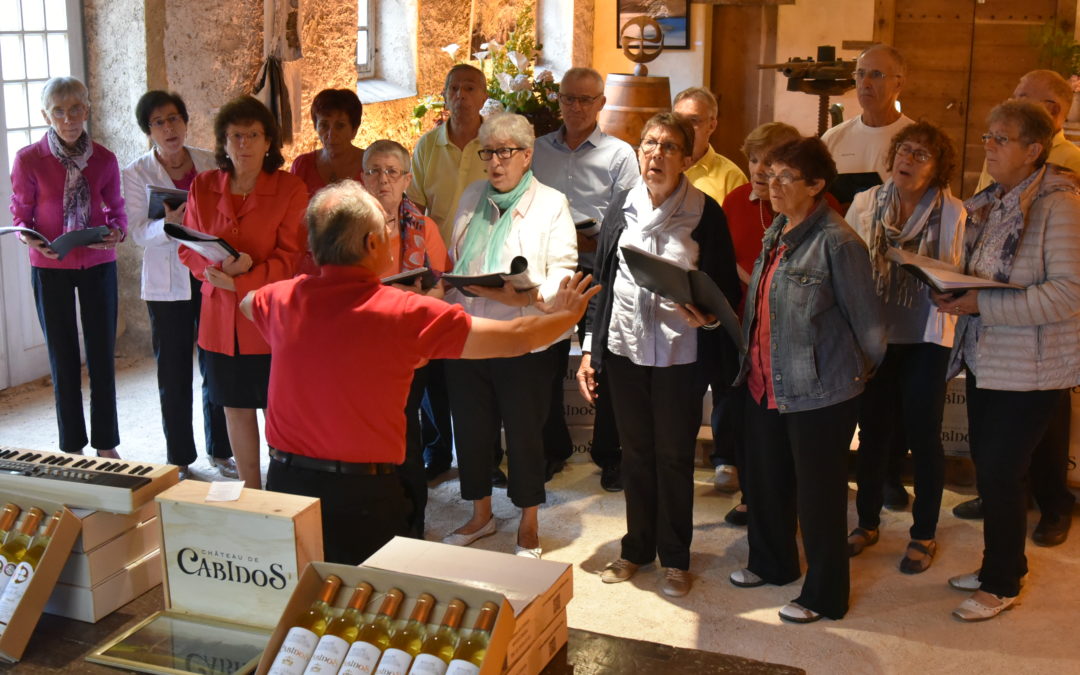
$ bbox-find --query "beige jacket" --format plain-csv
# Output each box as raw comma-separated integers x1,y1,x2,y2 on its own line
949,166,1080,390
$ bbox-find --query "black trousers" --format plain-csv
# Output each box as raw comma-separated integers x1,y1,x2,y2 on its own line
744,391,857,620
446,347,556,508
267,459,411,565
588,367,622,469
966,375,1066,597
855,343,949,540
420,360,454,471
31,262,119,452
1026,392,1076,519
542,339,573,463
146,273,231,466
398,365,428,537
605,352,707,571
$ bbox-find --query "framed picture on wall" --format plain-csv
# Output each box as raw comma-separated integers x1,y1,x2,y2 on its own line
617,0,690,51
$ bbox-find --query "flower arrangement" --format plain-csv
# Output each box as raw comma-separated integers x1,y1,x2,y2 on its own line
412,5,561,136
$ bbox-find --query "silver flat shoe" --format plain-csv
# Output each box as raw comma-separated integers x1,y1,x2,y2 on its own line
779,602,823,624
441,518,496,547
953,593,1018,622
210,456,239,479
514,544,542,559
949,571,1027,592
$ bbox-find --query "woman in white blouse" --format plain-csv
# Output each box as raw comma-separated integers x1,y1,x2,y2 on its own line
121,90,235,480
440,113,577,559
577,113,740,597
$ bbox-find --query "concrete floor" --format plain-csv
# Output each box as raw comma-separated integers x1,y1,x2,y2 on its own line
1,357,1078,674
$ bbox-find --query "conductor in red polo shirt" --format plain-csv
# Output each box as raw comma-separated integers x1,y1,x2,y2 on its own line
242,180,599,564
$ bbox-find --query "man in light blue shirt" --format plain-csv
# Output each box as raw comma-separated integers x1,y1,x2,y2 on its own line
533,67,639,492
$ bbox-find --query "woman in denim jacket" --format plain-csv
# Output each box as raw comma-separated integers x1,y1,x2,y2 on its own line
728,137,886,623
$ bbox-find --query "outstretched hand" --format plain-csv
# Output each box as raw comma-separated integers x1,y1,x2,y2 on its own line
537,272,601,320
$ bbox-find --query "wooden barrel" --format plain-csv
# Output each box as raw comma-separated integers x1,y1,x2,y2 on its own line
598,73,672,147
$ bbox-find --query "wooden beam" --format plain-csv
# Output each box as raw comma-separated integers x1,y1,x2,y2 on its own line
1057,0,1076,36
874,0,896,46
692,1,794,5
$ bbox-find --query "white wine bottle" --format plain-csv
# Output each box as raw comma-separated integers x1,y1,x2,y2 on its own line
338,587,404,675
444,602,499,675
0,508,43,596
0,510,61,636
0,504,21,545
268,574,343,675
302,582,374,674
373,592,435,675
407,598,466,675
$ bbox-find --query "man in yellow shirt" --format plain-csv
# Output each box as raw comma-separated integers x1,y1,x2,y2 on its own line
408,64,490,243
974,69,1080,193
673,87,747,203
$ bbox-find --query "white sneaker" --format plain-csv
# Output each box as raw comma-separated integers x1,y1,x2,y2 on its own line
714,464,739,493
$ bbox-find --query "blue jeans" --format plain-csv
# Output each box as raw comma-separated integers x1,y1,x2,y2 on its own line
31,262,119,452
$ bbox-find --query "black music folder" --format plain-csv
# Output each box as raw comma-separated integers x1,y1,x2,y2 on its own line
0,225,109,260
441,256,538,297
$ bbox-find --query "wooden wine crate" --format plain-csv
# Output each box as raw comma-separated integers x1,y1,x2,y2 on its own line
256,560,516,675
70,501,157,553
56,515,160,588
0,493,81,663
155,481,322,630
45,548,162,623
362,537,573,670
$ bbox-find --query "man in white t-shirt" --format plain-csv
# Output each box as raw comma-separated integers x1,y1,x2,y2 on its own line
821,44,914,180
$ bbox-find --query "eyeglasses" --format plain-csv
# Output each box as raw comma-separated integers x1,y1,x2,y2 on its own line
981,132,1018,146
364,167,408,179
639,139,683,156
558,93,601,107
854,69,899,81
895,143,932,163
765,172,806,186
227,130,265,144
477,147,526,161
150,114,183,129
48,104,87,120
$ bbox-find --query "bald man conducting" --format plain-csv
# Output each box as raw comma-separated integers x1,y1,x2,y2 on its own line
954,69,1080,547
241,181,599,564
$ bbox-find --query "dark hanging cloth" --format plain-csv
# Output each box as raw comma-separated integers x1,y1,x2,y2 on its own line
254,56,294,145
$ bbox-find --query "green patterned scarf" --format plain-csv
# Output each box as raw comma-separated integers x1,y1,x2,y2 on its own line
453,171,533,274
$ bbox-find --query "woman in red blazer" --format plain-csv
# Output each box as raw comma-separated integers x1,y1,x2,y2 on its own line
179,96,307,488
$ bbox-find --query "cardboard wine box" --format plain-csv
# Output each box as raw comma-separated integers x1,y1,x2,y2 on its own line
155,481,322,629
0,493,81,663
362,537,572,669
256,561,516,675
504,609,569,675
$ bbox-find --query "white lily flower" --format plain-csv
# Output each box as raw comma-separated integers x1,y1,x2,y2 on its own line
507,51,529,72
511,73,531,92
473,51,489,61
495,72,514,93
480,98,505,117
441,43,460,58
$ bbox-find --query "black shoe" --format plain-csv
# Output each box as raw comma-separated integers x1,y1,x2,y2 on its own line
724,505,748,526
1033,514,1072,547
424,463,451,482
492,467,508,488
883,482,910,510
953,497,984,520
544,459,566,483
600,465,623,492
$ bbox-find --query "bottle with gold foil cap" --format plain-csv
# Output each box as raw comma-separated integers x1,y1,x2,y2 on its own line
268,574,343,675
445,602,499,675
339,587,404,675
373,592,435,675
0,504,21,545
302,582,375,674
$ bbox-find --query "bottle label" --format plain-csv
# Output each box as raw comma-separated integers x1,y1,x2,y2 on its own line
0,554,13,595
0,561,32,635
444,660,481,675
303,634,350,674
408,653,448,675
338,640,383,675
268,626,320,675
373,647,413,675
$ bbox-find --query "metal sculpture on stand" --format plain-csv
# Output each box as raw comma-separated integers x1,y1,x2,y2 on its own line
598,17,672,147
759,45,856,137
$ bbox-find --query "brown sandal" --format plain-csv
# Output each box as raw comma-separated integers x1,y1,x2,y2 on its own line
899,539,937,574
847,527,879,557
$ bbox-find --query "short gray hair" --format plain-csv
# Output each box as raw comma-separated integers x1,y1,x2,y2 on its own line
673,87,717,119
306,180,385,266
363,139,411,171
562,67,604,93
478,112,534,149
859,44,906,77
988,99,1055,166
41,77,89,110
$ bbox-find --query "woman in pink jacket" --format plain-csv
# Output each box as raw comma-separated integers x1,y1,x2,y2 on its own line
10,77,126,458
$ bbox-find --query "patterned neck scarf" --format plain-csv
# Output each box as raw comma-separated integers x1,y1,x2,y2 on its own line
962,166,1042,283
398,194,429,271
46,127,94,233
869,179,942,305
